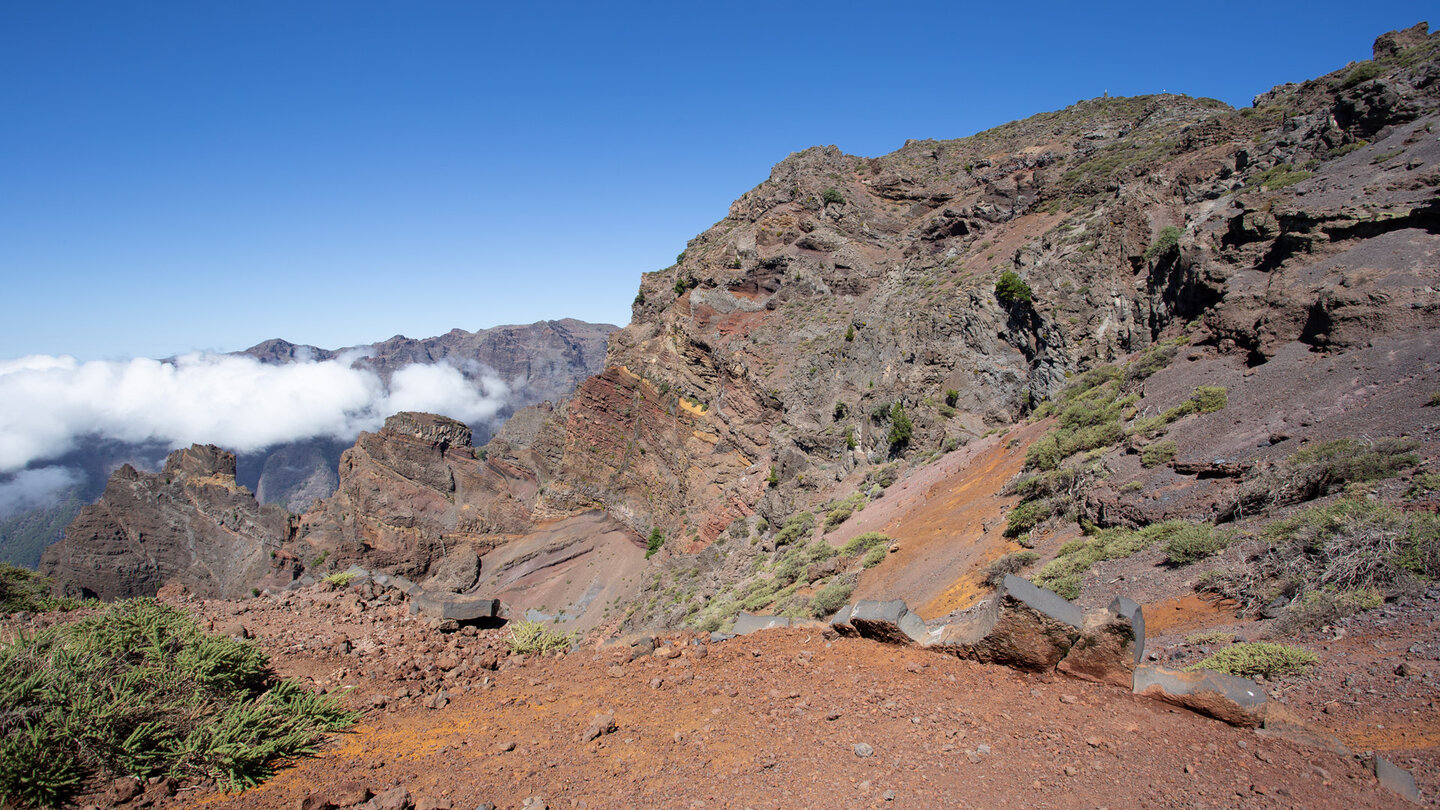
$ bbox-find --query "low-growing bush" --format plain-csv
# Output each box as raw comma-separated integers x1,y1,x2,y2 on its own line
809,576,856,618
1140,440,1178,468
1033,520,1190,599
840,532,891,557
1162,523,1234,565
321,571,357,587
1185,630,1233,646
1187,642,1317,678
1224,437,1420,518
1004,499,1053,537
984,551,1040,587
646,528,665,558
1276,587,1384,634
505,620,575,655
824,493,868,531
1142,226,1182,262
773,512,816,547
861,547,888,568
0,565,83,614
0,599,357,807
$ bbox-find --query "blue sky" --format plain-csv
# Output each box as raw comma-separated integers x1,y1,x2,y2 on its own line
0,2,1427,360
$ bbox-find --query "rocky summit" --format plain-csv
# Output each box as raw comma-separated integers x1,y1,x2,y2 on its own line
16,22,1440,809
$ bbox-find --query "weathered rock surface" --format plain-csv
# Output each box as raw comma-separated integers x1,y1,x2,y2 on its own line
39,444,290,599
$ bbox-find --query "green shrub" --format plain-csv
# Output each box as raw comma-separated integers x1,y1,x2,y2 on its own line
773,512,816,547
1140,440,1178,468
646,527,665,558
1249,164,1312,190
865,463,899,489
861,547,888,568
0,599,356,806
1277,587,1384,634
1185,630,1233,646
844,324,855,342
1187,642,1317,678
1125,344,1178,384
824,493,867,531
321,571,356,587
887,403,913,449
1033,521,1188,597
1263,498,1440,591
1142,226,1182,262
822,188,845,205
1339,61,1384,88
810,577,856,618
994,271,1033,307
505,621,575,655
310,550,330,569
1162,523,1234,565
944,388,959,407
0,565,84,614
1004,499,1052,537
1325,140,1367,159
840,532,891,557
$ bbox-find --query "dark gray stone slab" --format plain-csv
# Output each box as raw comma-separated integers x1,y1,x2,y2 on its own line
342,564,371,583
1133,663,1267,726
1108,595,1145,663
732,612,791,635
709,631,736,643
388,575,422,596
410,592,501,621
1372,755,1422,804
849,599,926,644
829,604,858,637
1001,575,1083,629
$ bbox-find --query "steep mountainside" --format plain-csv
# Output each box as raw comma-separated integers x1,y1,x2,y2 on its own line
473,24,1438,561
39,445,292,600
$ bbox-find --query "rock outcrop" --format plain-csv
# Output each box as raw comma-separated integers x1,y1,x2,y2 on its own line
39,444,290,600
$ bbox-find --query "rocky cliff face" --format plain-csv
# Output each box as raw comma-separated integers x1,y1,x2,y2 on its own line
481,25,1440,553
39,445,291,600
296,412,540,580
238,319,617,512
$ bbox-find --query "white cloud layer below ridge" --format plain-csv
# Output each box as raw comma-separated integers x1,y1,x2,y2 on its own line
0,353,508,473
0,466,81,514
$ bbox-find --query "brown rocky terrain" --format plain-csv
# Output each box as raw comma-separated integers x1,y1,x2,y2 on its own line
39,445,290,600
22,22,1440,808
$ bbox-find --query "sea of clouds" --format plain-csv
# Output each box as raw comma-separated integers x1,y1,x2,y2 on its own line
0,353,509,495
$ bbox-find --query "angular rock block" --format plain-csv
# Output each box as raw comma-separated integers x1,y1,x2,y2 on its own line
1107,595,1145,663
1001,575,1083,628
732,612,791,635
1057,598,1144,687
828,604,858,637
848,599,927,645
1132,663,1268,727
410,592,501,621
387,575,422,596
1371,755,1422,804
342,565,372,584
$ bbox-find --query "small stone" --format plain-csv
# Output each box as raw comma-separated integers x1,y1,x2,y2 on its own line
498,741,516,753
1063,765,1079,776
882,790,896,801
1059,694,1079,704
373,786,411,810
333,781,372,807
1086,737,1104,747
853,742,875,758
582,713,617,742
1395,662,1412,677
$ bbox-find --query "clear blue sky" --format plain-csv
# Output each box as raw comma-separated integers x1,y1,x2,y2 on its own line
0,1,1427,360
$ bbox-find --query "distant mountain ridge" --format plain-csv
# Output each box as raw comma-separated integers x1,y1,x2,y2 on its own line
0,318,616,567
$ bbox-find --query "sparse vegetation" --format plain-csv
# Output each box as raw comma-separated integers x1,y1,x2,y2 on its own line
984,551,1040,586
1185,630,1233,646
646,527,665,558
1249,164,1312,190
1187,642,1317,678
0,599,357,807
1033,520,1197,599
824,493,867,531
861,547,888,568
773,512,816,547
505,620,575,655
1226,437,1419,516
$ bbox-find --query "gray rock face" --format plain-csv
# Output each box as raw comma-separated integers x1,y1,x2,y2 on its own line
1132,663,1268,727
1371,754,1422,804
732,612,791,634
846,599,927,645
40,445,289,600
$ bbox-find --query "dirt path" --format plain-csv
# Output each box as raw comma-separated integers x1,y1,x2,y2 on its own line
178,614,1410,810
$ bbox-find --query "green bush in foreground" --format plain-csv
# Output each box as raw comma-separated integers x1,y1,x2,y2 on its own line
505,620,575,655
840,532,891,557
0,564,85,614
1187,642,1318,678
0,599,357,807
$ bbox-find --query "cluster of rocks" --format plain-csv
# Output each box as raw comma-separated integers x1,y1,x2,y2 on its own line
723,574,1423,803
296,781,479,810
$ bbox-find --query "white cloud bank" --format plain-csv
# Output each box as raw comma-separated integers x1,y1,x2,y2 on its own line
0,466,81,514
0,353,508,473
